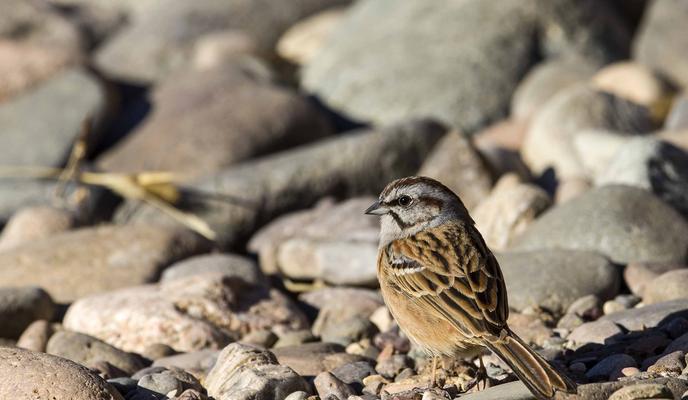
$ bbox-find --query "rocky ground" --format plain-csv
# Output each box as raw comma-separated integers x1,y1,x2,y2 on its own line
1,0,688,399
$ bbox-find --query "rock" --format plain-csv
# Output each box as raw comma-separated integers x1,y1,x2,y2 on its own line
473,120,532,180
272,342,367,377
108,377,138,397
585,354,636,380
496,250,619,314
277,8,347,66
624,262,684,297
0,347,124,399
161,253,265,287
555,177,592,204
331,361,376,387
601,299,688,331
508,313,552,347
205,343,309,400
568,320,624,345
511,57,596,120
643,270,688,304
137,368,204,396
16,319,53,352
191,31,260,71
303,0,629,132
647,351,685,375
573,129,635,179
665,94,688,131
64,275,307,353
0,0,83,101
662,317,688,340
522,84,655,179
299,288,384,316
46,0,125,48
314,371,355,400
375,354,411,379
0,287,55,338
95,0,350,82
664,332,688,355
46,331,148,376
152,349,219,379
608,383,673,400
369,306,395,333
0,68,110,167
243,329,280,348
457,381,534,400
98,62,332,179
596,138,688,219
284,391,309,400
0,224,210,302
592,62,672,108
316,313,378,346
249,198,378,279
0,206,75,250
512,185,688,264
633,0,688,88
272,330,313,349
141,343,177,360
119,119,446,249
567,295,602,320
417,131,493,210
176,389,208,400
259,197,380,286
472,174,551,250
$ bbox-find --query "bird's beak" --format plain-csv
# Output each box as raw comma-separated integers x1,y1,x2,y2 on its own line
364,200,388,215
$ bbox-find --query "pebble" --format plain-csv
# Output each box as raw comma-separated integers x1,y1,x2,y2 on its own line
602,299,688,332
624,262,684,297
205,343,308,400
314,371,356,400
586,354,637,380
137,368,204,396
644,270,688,305
646,351,685,375
0,287,55,339
46,330,149,376
152,349,219,379
272,342,368,377
0,206,75,250
608,383,673,400
141,343,177,361
160,253,266,287
273,330,314,348
277,8,347,66
16,319,53,352
284,391,310,400
375,354,412,379
242,329,280,348
331,361,376,387
568,320,624,345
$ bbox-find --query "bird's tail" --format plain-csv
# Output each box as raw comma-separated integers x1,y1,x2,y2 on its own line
487,330,577,400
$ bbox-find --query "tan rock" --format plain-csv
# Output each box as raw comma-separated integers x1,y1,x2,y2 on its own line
0,206,75,250
16,320,54,352
0,224,210,302
643,269,688,305
624,262,683,297
0,347,124,399
473,174,550,250
206,343,309,400
555,177,592,204
418,131,493,210
592,62,672,109
63,275,308,353
277,8,347,66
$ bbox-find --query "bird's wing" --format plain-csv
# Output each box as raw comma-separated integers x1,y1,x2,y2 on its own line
383,222,508,339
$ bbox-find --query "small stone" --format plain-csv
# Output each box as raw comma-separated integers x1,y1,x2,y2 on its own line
665,94,688,131
161,253,265,287
647,351,685,374
394,368,415,382
567,295,602,319
16,320,53,352
472,174,551,251
608,383,673,400
569,362,586,374
277,8,347,66
205,343,308,400
568,320,624,345
0,287,56,339
604,301,628,315
507,313,552,347
557,314,584,331
376,355,412,379
644,270,688,305
284,391,310,400
331,361,376,387
316,311,379,346
273,342,367,377
374,330,411,354
369,306,394,333
314,371,356,400
176,389,208,400
555,177,592,204
142,343,177,360
621,367,640,377
362,375,388,395
591,61,672,108
152,349,218,379
662,317,688,339
624,263,684,297
242,330,279,348
586,354,637,380
273,330,314,349
138,369,194,396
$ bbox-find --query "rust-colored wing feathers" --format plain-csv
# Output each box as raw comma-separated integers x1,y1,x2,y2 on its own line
382,222,508,340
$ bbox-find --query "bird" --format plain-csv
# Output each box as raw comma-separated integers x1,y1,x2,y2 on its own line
365,176,576,400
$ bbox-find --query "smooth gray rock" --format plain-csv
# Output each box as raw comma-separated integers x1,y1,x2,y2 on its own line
98,61,332,178
458,381,535,399
303,0,630,132
586,354,636,379
634,0,688,87
512,185,688,264
118,119,446,249
95,0,351,82
497,250,619,314
161,253,265,287
601,299,688,331
0,68,109,167
596,138,688,219
46,331,148,376
0,287,55,339
643,269,688,305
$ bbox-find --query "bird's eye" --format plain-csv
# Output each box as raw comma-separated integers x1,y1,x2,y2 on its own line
397,195,412,207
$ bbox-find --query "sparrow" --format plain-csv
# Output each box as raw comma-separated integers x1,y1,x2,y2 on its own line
365,176,576,400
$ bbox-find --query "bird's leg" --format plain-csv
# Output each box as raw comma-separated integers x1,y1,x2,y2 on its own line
477,356,487,390
430,355,438,387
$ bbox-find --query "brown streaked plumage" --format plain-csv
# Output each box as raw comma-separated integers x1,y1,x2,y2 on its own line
366,176,576,400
